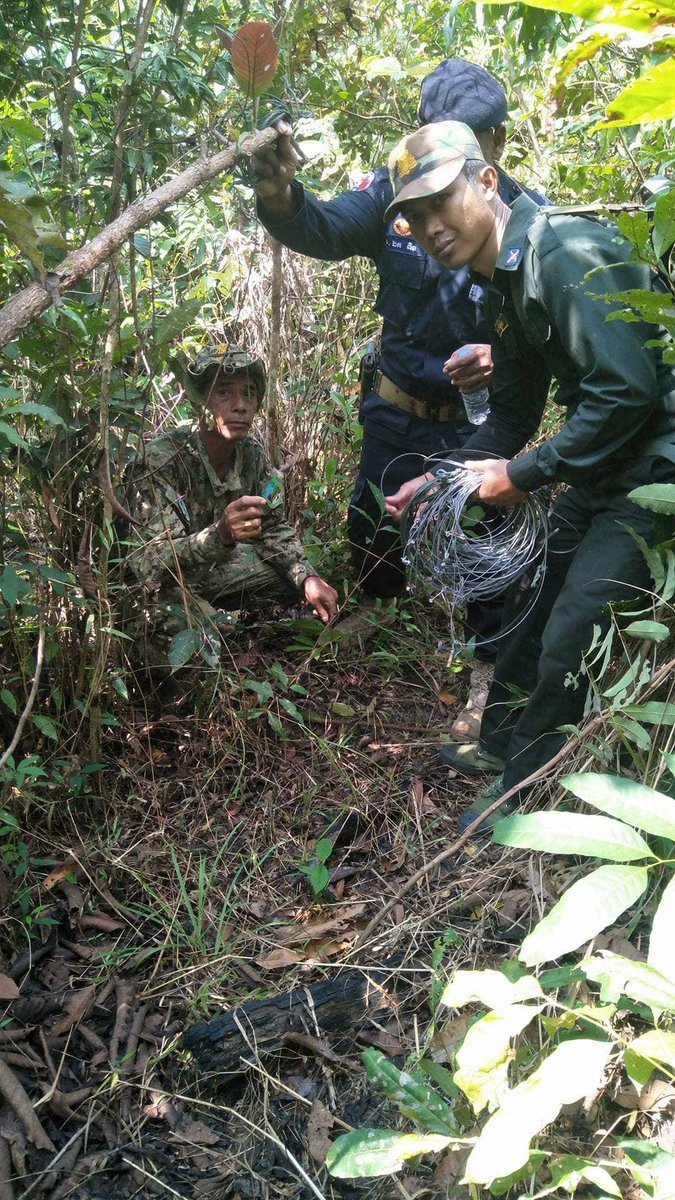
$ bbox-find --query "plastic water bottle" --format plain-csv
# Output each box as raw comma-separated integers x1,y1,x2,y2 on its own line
456,346,490,425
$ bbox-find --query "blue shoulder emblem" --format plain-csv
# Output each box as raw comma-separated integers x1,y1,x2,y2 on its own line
504,246,523,269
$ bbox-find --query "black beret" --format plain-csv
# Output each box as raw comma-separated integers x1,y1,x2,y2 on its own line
418,58,508,132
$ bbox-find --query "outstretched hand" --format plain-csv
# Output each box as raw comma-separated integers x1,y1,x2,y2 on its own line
444,343,493,392
250,119,300,212
303,575,339,623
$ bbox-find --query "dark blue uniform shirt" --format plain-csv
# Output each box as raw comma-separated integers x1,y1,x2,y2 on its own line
258,167,548,406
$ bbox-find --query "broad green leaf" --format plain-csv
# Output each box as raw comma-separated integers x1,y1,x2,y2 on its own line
490,1151,548,1196
481,0,675,32
0,194,44,273
32,714,59,740
611,715,652,752
0,420,29,449
593,59,675,130
520,865,649,966
441,969,543,1011
533,1154,621,1198
1,401,66,425
153,298,203,348
628,483,675,516
463,1040,613,1186
562,772,675,840
663,751,675,779
315,837,333,861
581,952,675,1018
653,187,675,260
624,619,670,642
622,702,675,726
325,1129,452,1179
627,1030,675,1083
0,564,31,608
167,627,202,671
615,1137,675,1186
494,810,653,861
132,233,153,258
649,875,675,982
363,1048,459,1134
1,689,17,714
455,1003,544,1114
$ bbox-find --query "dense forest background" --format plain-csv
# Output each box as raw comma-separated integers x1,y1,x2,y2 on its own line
0,1,674,1198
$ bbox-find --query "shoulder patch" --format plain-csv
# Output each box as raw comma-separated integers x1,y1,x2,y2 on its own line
504,246,523,269
353,171,375,191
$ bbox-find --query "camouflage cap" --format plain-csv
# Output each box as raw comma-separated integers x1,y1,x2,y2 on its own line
188,343,266,398
384,120,485,222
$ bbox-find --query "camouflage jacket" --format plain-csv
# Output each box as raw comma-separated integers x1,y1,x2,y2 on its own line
124,427,316,592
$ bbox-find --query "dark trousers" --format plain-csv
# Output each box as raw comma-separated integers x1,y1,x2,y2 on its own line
347,391,503,654
481,458,674,791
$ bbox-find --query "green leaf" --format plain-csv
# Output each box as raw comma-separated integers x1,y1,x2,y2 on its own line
455,1003,544,1114
2,401,66,425
32,714,59,740
581,953,675,1018
627,1030,675,1084
278,697,304,723
663,751,675,779
610,715,652,753
520,865,649,967
628,483,675,516
167,627,202,671
0,194,44,273
463,1040,613,1186
0,564,31,608
441,969,543,1011
1,689,17,714
0,420,29,449
298,862,329,895
363,1048,459,1134
153,298,203,348
649,875,675,982
612,700,672,724
132,233,153,258
562,772,675,841
533,1155,621,1198
624,620,670,642
325,1129,452,1179
494,810,653,861
592,59,675,130
315,837,333,862
478,0,675,32
490,1151,548,1196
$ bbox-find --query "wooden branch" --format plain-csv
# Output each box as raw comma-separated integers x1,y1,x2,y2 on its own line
0,127,278,349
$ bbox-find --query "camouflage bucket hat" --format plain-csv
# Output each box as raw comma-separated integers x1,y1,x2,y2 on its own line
188,344,266,398
384,120,485,222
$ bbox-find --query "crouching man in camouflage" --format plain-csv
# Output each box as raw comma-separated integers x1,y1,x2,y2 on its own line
123,346,339,655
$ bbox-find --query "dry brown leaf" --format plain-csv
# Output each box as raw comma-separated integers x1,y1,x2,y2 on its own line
430,1015,472,1064
358,1027,404,1057
255,947,304,969
274,903,367,946
0,977,19,1002
50,985,96,1037
43,856,80,892
432,1148,468,1187
176,1119,220,1147
437,689,458,708
306,1099,335,1164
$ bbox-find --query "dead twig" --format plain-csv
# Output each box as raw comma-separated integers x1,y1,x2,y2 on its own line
0,616,46,773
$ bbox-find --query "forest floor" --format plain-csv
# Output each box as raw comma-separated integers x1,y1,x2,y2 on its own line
0,601,581,1200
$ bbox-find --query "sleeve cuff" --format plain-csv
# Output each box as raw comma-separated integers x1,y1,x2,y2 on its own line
507,452,549,492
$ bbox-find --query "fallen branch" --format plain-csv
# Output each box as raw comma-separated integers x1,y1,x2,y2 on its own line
0,127,277,348
0,1058,55,1153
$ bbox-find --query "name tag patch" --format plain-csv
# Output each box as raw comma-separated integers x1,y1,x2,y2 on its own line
385,232,424,257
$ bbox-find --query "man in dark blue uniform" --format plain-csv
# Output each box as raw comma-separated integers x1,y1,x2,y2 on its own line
251,59,547,736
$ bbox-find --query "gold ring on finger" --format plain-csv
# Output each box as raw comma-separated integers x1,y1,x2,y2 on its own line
244,520,252,529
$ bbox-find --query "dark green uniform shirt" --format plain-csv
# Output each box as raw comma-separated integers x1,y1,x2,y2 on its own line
463,193,675,490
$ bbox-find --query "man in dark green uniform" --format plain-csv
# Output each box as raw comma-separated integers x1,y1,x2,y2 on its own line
124,346,338,653
385,122,675,822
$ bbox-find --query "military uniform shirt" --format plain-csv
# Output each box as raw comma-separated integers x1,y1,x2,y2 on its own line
125,427,316,592
462,193,675,489
258,169,548,407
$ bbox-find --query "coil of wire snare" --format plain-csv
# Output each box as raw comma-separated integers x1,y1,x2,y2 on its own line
400,464,549,610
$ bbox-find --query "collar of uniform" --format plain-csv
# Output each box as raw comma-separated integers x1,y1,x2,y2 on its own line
495,192,542,272
191,428,245,495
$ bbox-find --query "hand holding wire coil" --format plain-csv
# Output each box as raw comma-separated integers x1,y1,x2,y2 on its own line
400,462,549,610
